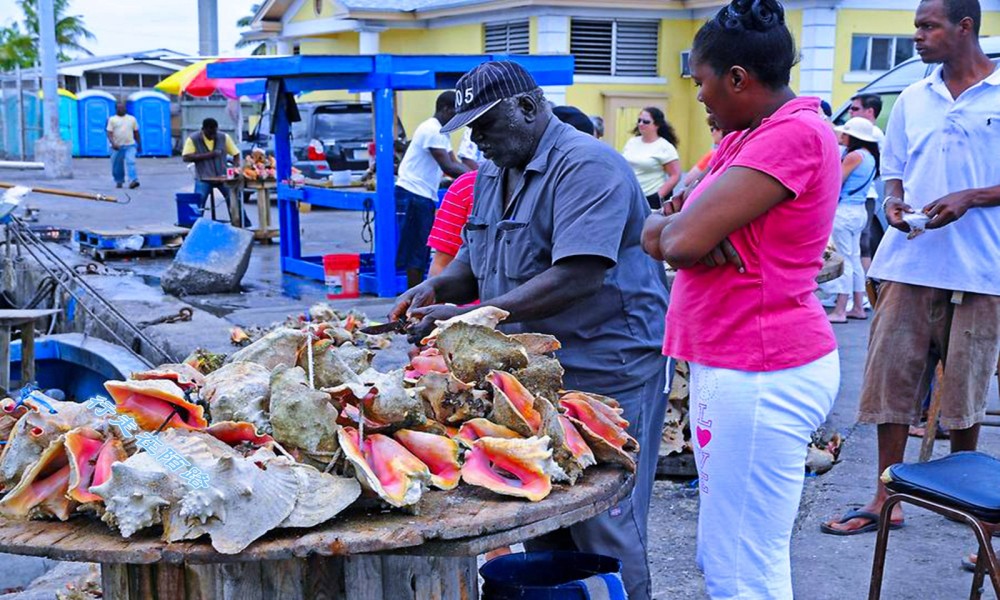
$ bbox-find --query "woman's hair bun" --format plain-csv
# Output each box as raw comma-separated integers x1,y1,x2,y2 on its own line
720,0,785,32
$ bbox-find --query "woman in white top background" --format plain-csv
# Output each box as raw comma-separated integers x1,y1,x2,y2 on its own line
622,107,681,209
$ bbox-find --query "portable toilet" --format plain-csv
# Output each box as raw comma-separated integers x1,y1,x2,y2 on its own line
127,91,171,157
77,90,116,157
3,92,41,160
38,89,80,156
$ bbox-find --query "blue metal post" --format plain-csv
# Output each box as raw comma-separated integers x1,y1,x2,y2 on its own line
273,88,300,263
373,57,398,298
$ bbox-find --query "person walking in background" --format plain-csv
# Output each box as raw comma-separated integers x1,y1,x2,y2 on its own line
849,93,887,273
622,107,681,210
643,0,841,594
106,101,140,189
827,117,880,323
681,119,724,188
822,0,1000,538
395,91,470,288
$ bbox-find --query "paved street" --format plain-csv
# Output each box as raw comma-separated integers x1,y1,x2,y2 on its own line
0,158,998,598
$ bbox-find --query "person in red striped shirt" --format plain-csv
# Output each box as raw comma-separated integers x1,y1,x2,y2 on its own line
428,170,477,276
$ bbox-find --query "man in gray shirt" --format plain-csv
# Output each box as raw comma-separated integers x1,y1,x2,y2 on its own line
390,61,669,600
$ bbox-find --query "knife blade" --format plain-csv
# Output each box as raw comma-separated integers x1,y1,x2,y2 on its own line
358,319,408,335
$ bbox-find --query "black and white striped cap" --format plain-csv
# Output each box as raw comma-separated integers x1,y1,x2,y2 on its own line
440,61,539,134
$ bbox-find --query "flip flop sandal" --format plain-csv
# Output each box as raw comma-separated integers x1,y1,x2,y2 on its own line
819,508,905,536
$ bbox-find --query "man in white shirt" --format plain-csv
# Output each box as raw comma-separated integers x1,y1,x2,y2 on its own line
457,128,482,170
396,91,470,287
106,102,140,189
849,93,887,273
823,0,1000,536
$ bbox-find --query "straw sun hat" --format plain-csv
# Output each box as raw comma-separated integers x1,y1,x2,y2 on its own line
834,117,878,143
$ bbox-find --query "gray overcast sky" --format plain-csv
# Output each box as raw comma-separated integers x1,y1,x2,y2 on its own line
0,0,258,58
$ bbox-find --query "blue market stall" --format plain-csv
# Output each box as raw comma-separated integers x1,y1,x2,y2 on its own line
77,90,117,157
208,54,574,298
126,90,171,157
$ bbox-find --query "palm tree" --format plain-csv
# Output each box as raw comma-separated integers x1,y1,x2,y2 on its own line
236,4,267,56
0,0,95,69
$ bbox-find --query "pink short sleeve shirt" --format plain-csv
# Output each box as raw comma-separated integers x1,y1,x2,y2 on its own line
662,97,841,372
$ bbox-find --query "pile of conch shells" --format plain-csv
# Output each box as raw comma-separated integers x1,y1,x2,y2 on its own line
0,304,637,554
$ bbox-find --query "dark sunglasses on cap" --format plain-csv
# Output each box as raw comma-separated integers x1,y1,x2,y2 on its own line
637,118,653,125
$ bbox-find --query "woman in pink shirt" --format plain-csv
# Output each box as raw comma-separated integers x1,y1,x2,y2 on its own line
642,0,841,597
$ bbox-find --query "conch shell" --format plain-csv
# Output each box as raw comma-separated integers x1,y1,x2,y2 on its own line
225,327,307,371
327,368,424,428
416,371,490,425
0,434,73,520
300,340,373,389
461,436,560,502
435,322,528,383
201,361,271,433
405,347,449,380
0,398,30,441
269,367,340,460
393,429,461,490
560,392,638,472
421,306,511,345
206,421,274,448
65,427,126,505
277,456,362,529
488,371,542,437
512,355,565,403
509,333,562,355
131,363,205,392
454,418,522,448
105,379,208,431
338,427,430,508
0,397,105,492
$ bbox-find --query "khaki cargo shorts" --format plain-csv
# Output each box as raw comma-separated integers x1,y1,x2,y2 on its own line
858,282,1000,430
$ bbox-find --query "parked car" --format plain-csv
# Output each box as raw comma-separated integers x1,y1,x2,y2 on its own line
832,37,1000,128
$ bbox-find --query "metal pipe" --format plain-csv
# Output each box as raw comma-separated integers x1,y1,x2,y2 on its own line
0,182,127,203
0,161,45,170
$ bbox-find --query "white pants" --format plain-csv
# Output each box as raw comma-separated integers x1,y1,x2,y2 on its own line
691,350,840,600
828,203,868,295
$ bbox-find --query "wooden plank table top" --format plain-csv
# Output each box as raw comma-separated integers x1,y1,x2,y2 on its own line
0,467,631,565
0,309,60,327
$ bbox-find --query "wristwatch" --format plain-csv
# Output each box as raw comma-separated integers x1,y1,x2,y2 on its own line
881,195,902,213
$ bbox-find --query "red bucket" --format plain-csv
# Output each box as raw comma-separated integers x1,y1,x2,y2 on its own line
323,254,360,299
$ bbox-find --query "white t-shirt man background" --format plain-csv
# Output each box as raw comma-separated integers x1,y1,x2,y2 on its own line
396,117,452,200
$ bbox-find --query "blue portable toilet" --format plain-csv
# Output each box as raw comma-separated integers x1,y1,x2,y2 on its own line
77,90,116,157
3,92,41,160
38,89,80,156
127,91,171,157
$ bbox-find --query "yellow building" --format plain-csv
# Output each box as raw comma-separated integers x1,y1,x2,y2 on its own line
242,0,999,167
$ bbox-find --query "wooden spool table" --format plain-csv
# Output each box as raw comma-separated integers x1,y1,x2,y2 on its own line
243,180,279,244
0,467,631,599
0,309,60,393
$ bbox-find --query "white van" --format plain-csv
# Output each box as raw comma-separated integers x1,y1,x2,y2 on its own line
832,36,1000,128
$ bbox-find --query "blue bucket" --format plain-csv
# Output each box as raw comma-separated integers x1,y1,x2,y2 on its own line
480,551,627,600
175,193,203,228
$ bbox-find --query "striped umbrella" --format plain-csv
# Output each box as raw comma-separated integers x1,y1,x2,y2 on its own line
156,58,248,99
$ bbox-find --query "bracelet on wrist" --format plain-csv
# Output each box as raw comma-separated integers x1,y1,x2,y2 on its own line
882,195,901,212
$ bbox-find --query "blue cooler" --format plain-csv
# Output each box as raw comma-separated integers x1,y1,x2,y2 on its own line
480,551,627,599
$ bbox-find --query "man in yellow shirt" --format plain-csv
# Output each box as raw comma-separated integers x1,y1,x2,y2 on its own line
106,102,140,189
182,118,247,225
